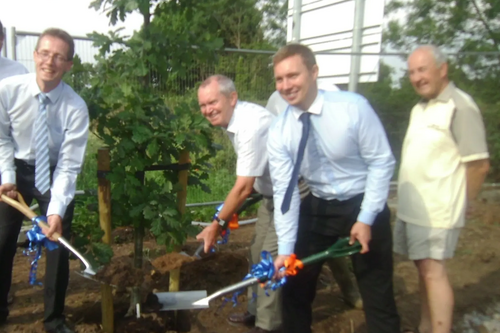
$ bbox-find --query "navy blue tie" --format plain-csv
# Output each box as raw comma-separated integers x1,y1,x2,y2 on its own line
281,112,310,214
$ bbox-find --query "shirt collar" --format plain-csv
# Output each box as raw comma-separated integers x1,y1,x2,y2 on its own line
29,76,64,104
290,89,324,120
225,101,240,134
418,81,456,106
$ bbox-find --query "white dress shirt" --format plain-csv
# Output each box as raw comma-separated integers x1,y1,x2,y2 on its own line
0,73,89,218
0,56,29,81
268,90,395,255
225,101,275,197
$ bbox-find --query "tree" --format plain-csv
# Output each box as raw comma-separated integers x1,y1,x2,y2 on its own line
261,0,288,47
82,0,224,316
384,0,500,102
383,0,500,178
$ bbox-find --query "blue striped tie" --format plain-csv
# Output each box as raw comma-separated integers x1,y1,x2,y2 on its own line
35,93,50,195
281,112,311,214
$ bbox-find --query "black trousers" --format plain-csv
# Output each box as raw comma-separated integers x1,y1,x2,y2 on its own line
282,193,400,333
0,159,74,330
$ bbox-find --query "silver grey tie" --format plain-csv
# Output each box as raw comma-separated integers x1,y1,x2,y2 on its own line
35,93,50,194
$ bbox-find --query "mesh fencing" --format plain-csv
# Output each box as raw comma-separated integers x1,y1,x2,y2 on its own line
8,30,500,202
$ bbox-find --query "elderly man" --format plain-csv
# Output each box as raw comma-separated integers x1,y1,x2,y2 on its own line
0,28,89,333
196,75,280,333
395,45,489,333
268,43,400,333
0,20,28,81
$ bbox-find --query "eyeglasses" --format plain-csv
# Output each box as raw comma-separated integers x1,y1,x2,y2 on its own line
36,51,68,64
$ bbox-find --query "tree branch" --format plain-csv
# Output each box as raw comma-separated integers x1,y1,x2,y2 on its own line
470,0,499,49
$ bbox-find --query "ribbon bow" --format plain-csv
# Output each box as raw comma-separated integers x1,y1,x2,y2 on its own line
24,216,58,286
220,251,287,309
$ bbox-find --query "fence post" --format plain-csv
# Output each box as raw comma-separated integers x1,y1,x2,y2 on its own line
98,148,114,333
171,149,190,332
10,27,16,60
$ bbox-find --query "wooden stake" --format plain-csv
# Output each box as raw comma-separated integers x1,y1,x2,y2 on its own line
172,149,190,332
98,148,114,333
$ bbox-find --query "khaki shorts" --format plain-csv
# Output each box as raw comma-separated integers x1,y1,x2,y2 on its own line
393,219,461,260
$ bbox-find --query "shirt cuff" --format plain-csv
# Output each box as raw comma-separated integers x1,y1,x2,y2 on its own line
278,242,295,256
357,209,377,226
1,170,16,185
47,200,67,219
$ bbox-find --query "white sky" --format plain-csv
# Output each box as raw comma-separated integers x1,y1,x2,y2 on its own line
0,0,143,37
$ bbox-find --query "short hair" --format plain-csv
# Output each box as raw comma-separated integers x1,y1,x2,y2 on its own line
35,28,75,61
0,20,4,39
413,45,448,67
199,75,236,97
273,43,317,70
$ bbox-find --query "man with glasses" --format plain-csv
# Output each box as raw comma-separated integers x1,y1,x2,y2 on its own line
0,28,89,333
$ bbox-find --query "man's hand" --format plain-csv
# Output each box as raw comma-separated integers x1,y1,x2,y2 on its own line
0,184,17,199
196,221,221,253
349,221,371,254
273,254,289,279
45,214,63,241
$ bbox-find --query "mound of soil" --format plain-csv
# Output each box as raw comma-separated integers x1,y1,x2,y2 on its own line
181,251,249,294
151,252,196,274
95,256,151,289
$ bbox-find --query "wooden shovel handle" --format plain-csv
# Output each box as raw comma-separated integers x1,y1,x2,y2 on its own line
1,193,61,241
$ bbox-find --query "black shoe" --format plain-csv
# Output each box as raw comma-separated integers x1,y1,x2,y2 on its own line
45,323,75,333
0,316,7,326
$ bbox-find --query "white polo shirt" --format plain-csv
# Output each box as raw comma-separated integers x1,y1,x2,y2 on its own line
225,101,275,197
397,82,489,229
0,56,28,81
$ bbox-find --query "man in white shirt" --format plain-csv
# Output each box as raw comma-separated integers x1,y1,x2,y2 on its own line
0,28,89,333
0,20,29,80
395,45,490,333
268,44,400,333
196,75,280,333
266,85,363,310
0,20,29,308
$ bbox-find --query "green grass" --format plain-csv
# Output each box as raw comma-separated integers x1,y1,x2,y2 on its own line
76,131,236,203
76,132,101,191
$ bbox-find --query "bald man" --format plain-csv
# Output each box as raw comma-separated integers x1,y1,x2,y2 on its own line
395,45,490,333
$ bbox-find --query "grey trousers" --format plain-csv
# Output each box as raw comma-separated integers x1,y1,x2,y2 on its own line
247,197,281,331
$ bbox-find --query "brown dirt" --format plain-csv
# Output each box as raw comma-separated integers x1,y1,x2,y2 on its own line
94,256,146,289
151,253,196,275
3,191,500,332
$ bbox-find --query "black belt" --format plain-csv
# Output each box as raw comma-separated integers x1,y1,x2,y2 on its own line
15,159,56,169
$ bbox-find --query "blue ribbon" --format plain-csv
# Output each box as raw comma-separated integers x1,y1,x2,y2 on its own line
219,251,287,309
23,216,58,286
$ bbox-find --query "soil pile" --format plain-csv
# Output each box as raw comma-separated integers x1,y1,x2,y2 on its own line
181,251,249,294
95,256,150,290
151,252,196,274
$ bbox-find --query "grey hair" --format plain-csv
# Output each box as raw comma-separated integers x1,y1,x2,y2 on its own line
199,75,236,97
413,44,448,66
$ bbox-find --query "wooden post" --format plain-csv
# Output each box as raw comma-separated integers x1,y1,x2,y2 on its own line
98,148,114,333
171,149,190,332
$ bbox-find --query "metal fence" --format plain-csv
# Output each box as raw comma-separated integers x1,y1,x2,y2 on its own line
4,28,500,202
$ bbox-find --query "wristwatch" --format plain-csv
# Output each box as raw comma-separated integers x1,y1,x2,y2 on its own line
214,216,227,228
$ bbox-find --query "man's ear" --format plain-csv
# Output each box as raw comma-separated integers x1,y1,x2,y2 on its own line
311,64,319,80
440,62,448,79
230,91,238,107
